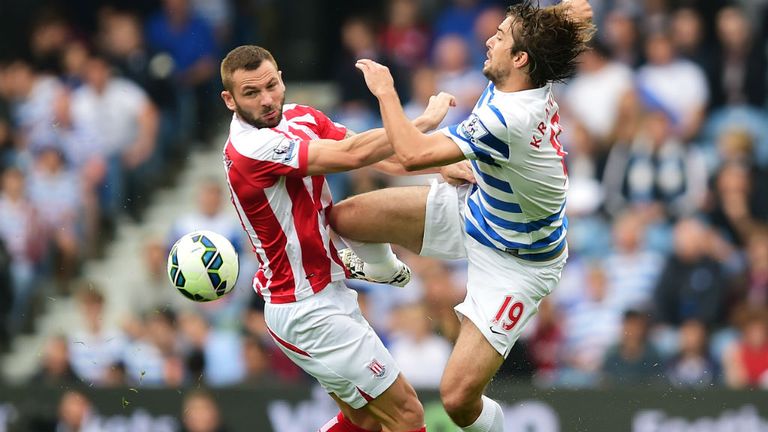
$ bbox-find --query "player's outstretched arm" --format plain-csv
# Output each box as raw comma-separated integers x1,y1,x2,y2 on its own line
303,102,448,176
356,59,467,171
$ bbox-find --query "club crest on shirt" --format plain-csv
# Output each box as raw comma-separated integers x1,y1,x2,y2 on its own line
367,359,387,378
272,140,297,161
460,114,489,144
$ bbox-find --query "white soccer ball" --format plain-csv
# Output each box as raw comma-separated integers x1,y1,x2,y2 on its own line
167,230,239,302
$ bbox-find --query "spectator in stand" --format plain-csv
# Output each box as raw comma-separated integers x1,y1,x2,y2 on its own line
3,59,68,160
705,129,768,245
122,310,180,386
68,283,127,386
181,390,229,432
602,310,664,386
69,52,159,223
335,16,403,130
99,9,179,167
654,219,729,328
603,10,643,68
602,109,708,221
563,40,633,143
636,31,709,140
414,258,465,343
403,66,438,123
242,336,278,386
55,390,99,432
707,161,767,247
0,167,43,334
723,308,768,388
432,34,485,126
560,264,622,387
27,147,81,289
388,301,452,389
669,7,709,68
145,0,218,141
177,311,244,386
603,211,664,313
526,298,564,384
0,81,15,166
731,231,768,308
30,334,80,387
379,0,430,72
666,319,719,388
707,6,766,110
28,11,73,74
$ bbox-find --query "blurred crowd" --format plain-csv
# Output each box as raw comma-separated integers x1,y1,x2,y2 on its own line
2,0,768,399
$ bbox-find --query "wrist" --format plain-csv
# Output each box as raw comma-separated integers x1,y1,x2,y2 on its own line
376,89,399,102
413,115,434,132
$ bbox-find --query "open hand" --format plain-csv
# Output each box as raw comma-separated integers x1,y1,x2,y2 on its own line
355,59,396,98
422,92,457,129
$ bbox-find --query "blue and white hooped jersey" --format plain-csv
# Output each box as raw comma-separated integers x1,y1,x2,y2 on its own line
440,82,568,261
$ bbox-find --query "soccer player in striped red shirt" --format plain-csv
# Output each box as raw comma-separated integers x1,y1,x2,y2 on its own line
220,45,454,432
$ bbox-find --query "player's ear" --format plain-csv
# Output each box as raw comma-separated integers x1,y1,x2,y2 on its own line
512,50,529,69
221,90,236,112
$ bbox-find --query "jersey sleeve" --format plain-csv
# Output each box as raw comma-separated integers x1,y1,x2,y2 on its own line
439,106,511,166
227,129,309,180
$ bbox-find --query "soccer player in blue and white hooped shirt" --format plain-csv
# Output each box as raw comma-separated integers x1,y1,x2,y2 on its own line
330,1,595,431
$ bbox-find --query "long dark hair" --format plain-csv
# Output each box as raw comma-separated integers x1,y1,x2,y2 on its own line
507,1,595,87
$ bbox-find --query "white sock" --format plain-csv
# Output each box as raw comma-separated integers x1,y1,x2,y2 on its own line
342,238,401,279
460,396,504,432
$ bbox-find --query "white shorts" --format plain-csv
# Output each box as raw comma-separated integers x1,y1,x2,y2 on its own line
264,281,399,409
421,180,568,357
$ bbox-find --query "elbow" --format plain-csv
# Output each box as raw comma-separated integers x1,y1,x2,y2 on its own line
399,155,427,172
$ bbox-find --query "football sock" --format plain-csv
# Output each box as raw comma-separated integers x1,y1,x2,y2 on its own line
460,396,504,432
342,239,402,280
318,412,380,432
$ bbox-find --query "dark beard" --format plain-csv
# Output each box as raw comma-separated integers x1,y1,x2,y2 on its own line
234,99,284,129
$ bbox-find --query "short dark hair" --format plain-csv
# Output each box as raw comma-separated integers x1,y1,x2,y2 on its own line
220,45,278,92
507,1,595,87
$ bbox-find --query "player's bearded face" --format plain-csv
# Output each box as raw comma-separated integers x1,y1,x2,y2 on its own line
230,63,286,129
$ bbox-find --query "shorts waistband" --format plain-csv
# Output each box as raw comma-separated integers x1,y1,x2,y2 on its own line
504,240,567,262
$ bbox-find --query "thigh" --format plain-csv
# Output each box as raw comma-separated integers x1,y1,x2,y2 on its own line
330,186,429,254
264,284,401,409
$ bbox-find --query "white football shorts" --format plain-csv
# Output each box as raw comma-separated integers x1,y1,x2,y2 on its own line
421,180,568,357
264,281,400,409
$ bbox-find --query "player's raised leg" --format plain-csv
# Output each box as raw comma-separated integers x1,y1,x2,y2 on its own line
330,186,430,254
440,319,505,431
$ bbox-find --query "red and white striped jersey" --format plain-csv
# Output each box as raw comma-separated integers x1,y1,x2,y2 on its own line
223,104,348,304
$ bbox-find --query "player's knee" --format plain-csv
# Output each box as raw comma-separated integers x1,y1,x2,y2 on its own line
440,379,480,420
327,198,359,235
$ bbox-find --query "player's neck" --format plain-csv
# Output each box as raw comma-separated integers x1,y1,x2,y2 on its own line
493,74,536,93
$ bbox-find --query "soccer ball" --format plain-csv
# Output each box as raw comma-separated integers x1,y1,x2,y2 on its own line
167,230,239,302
